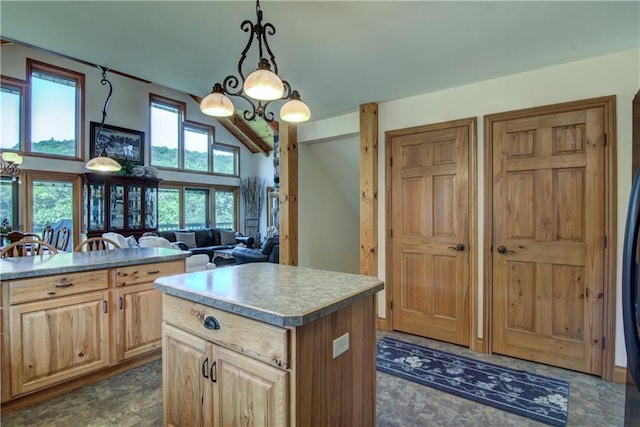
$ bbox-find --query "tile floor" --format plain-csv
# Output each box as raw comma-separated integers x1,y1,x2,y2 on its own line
1,330,626,426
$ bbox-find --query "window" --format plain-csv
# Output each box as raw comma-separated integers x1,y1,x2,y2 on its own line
185,188,210,229
213,143,239,176
28,60,84,158
0,178,18,231
30,178,76,251
158,187,180,231
214,189,237,229
1,76,27,151
150,97,183,168
184,122,212,172
158,184,237,231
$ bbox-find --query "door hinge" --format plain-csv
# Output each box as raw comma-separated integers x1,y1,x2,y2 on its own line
603,235,607,249
390,229,393,239
603,133,607,147
602,336,606,350
390,157,393,167
390,301,393,311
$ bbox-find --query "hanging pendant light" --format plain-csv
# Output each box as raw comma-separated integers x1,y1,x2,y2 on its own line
200,0,310,123
85,66,121,172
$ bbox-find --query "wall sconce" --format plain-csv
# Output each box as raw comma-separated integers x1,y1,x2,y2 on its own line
1,152,23,183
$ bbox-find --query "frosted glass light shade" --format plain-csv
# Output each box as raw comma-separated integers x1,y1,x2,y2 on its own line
85,155,122,172
2,152,22,164
280,99,311,122
200,92,234,117
244,69,284,101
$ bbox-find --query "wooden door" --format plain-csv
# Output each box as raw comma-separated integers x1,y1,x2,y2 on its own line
215,345,288,427
162,323,212,427
115,283,162,361
491,107,605,374
9,291,110,396
390,120,472,346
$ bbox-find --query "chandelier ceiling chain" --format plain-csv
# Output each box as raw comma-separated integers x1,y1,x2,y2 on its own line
85,66,122,172
200,0,310,123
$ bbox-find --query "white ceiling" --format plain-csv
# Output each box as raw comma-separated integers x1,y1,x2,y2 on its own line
1,1,638,122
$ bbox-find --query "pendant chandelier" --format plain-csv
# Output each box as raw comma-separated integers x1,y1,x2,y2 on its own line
0,151,23,183
200,0,310,123
85,66,122,172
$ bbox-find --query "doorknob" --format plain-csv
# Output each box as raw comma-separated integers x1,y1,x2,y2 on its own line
497,245,507,254
447,243,465,252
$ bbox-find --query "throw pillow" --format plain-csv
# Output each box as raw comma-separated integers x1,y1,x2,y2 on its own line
126,235,138,248
220,230,236,245
175,231,197,248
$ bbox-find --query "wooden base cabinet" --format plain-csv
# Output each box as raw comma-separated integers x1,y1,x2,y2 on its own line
9,291,110,397
115,284,163,361
163,324,288,427
162,293,376,426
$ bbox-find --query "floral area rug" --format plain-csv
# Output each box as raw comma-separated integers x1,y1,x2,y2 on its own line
377,337,569,426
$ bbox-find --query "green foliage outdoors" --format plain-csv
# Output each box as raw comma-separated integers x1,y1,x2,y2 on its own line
3,139,238,232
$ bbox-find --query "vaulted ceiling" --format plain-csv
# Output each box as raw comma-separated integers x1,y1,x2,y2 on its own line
1,1,638,152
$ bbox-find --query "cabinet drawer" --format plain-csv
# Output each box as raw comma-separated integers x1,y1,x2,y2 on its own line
163,295,289,368
9,270,109,304
116,260,184,286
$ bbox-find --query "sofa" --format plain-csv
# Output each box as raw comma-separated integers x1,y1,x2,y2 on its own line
232,237,279,265
158,228,253,261
102,232,214,272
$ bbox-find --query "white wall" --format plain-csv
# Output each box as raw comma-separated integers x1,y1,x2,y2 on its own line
299,135,360,273
298,48,640,368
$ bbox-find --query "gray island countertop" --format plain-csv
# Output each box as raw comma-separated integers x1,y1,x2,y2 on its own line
153,263,384,327
0,247,190,280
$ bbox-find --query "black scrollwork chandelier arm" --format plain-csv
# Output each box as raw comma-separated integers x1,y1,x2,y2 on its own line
96,66,113,150
212,0,299,122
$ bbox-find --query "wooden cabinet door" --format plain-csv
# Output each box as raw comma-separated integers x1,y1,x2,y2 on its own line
162,324,213,427
491,107,605,374
215,345,288,427
390,121,471,345
9,291,110,397
115,283,162,361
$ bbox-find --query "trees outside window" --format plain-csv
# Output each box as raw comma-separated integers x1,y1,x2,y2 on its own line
158,185,237,231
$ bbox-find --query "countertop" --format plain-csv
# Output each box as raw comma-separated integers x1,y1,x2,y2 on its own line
153,263,384,327
0,247,190,280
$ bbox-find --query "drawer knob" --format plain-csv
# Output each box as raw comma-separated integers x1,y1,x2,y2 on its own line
55,281,73,288
203,316,220,330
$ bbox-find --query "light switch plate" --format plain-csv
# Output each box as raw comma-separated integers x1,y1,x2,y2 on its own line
333,332,350,359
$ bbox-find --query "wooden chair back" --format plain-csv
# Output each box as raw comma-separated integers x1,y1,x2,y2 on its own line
0,231,40,244
42,226,55,244
54,227,71,251
1,237,58,258
74,237,121,252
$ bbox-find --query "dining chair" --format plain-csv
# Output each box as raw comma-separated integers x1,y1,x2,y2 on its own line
42,226,55,244
54,227,71,252
0,231,41,244
0,237,58,258
74,237,121,252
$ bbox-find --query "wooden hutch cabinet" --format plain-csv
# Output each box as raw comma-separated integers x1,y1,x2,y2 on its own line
82,173,160,239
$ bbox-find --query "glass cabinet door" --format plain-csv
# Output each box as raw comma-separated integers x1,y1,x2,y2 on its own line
128,185,142,229
110,184,125,230
145,186,157,230
89,182,106,230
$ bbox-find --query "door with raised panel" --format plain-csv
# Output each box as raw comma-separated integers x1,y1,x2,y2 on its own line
116,283,162,361
162,324,213,427
9,291,110,396
389,119,472,346
491,105,606,374
216,345,288,426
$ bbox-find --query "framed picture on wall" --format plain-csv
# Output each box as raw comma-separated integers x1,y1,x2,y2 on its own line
90,122,145,165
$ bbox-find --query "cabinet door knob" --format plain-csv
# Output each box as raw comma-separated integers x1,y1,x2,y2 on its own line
203,316,220,330
210,361,217,383
201,357,209,379
447,243,465,252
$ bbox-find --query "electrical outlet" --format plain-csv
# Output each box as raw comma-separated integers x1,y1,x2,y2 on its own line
333,332,350,359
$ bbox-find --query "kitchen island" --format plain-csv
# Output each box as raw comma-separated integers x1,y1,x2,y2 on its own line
154,262,384,426
0,247,189,413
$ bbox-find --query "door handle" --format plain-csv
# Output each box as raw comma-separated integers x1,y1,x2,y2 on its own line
202,357,209,379
497,245,507,254
210,360,217,383
447,243,465,252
